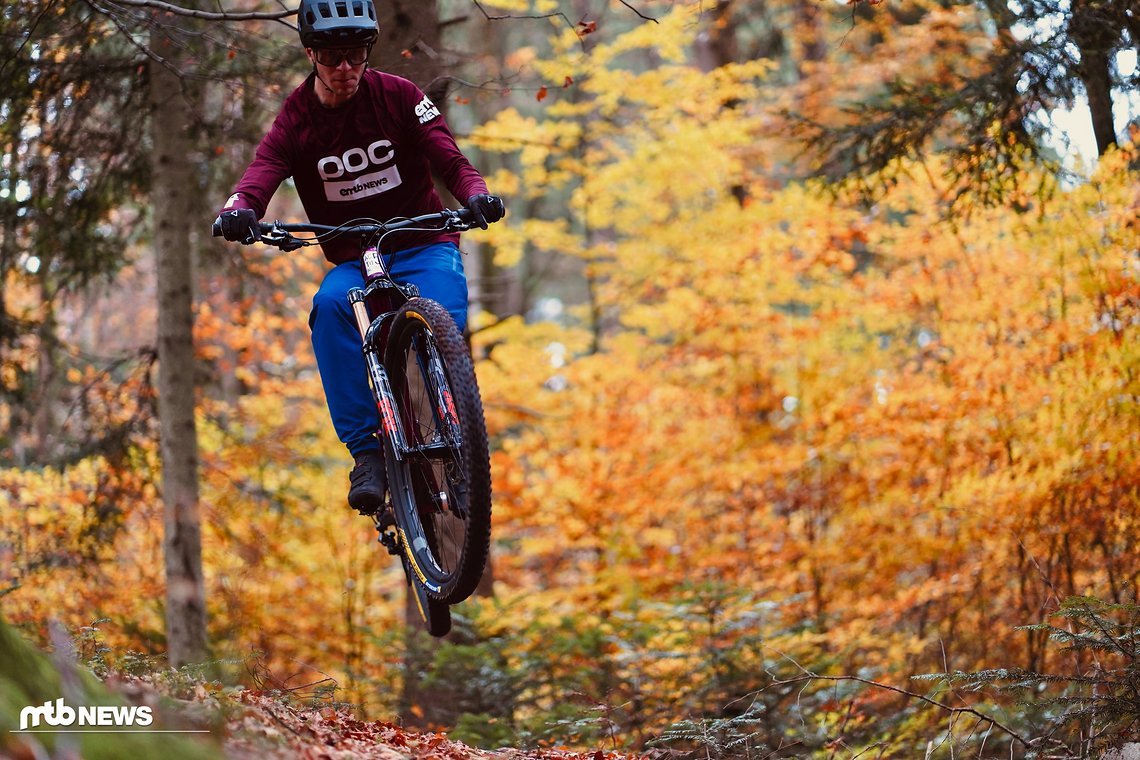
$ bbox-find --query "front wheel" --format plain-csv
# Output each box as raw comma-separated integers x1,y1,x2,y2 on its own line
384,298,491,604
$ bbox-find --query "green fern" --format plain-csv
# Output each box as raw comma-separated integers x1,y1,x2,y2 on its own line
919,596,1139,757
651,705,771,759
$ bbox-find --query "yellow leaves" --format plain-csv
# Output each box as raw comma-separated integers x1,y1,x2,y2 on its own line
483,167,520,198
468,108,542,152
4,6,1137,741
0,455,166,646
585,4,701,66
0,364,18,391
476,217,578,269
469,108,583,195
481,16,1140,674
619,286,705,340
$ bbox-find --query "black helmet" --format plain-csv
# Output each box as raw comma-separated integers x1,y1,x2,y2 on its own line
297,0,378,48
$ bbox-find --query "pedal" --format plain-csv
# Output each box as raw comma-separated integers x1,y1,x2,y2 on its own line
377,528,402,557
371,507,402,556
376,507,396,531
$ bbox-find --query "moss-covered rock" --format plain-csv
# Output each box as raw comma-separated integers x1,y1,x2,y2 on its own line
0,615,220,759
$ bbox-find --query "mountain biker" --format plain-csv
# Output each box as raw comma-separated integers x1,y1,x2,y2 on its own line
216,0,504,513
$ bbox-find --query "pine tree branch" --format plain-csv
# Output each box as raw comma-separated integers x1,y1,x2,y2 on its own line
0,0,58,80
770,673,1032,748
84,0,178,73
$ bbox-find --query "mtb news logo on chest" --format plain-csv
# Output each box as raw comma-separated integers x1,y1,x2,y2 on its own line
19,698,153,731
317,138,403,203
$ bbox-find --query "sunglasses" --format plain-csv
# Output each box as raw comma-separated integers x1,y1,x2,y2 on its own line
312,46,370,67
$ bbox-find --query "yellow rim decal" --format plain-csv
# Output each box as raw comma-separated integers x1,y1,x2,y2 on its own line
399,527,441,591
406,310,428,325
398,529,425,583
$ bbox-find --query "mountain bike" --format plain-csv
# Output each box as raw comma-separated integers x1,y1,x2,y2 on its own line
212,208,493,637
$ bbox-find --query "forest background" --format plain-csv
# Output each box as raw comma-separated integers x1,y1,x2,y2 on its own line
1,0,1138,757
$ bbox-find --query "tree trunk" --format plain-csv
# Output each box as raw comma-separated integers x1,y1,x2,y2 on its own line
390,0,450,726
795,0,827,72
694,0,739,73
1074,49,1116,154
150,25,208,668
31,284,58,462
373,0,449,103
1069,0,1119,155
389,0,504,727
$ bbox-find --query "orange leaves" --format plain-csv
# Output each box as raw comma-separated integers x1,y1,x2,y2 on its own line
535,76,573,103
220,688,493,758
577,19,597,37
4,8,1138,753
476,66,1140,699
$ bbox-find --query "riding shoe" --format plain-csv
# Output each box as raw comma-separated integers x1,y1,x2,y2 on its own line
347,450,386,513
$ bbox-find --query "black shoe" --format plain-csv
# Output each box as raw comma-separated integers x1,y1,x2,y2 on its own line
348,450,386,514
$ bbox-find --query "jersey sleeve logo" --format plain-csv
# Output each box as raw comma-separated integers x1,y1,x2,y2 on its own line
414,94,441,124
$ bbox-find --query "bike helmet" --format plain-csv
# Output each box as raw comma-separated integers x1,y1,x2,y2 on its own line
297,0,378,48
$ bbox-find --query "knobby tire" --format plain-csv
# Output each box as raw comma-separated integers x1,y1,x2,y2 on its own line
384,298,491,605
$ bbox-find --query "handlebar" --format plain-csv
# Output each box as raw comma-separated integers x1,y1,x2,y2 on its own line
211,207,477,251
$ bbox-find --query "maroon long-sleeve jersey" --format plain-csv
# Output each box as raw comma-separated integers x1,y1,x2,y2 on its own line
221,69,488,263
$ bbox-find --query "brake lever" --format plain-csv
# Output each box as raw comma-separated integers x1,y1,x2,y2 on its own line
440,208,473,232
254,222,291,249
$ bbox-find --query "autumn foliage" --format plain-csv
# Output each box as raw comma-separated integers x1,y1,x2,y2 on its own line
2,1,1138,757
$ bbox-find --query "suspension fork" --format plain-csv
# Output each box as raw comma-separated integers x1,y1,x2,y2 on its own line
412,330,463,446
349,288,406,459
409,331,469,510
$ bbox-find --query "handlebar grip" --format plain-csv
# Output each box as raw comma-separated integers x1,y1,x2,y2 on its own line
212,214,267,243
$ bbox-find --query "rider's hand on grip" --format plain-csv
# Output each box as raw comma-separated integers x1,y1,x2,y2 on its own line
219,208,260,244
465,194,505,230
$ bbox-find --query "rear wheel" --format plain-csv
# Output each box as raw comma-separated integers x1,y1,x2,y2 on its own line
385,298,491,604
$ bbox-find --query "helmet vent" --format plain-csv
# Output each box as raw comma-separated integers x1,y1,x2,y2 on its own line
298,0,378,47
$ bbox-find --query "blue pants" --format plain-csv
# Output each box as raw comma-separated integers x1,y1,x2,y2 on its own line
309,242,468,457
